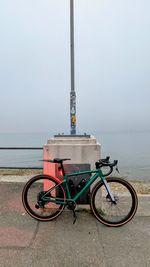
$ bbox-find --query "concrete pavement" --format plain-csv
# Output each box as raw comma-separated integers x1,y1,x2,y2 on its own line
0,182,150,267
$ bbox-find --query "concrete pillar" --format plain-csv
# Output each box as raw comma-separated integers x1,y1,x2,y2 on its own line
43,135,101,175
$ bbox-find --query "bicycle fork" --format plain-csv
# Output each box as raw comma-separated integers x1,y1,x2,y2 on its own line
102,179,116,204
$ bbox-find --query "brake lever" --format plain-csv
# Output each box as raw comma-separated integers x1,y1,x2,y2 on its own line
116,166,120,173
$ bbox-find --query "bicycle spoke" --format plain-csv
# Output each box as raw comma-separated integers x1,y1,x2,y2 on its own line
22,175,65,221
91,177,138,226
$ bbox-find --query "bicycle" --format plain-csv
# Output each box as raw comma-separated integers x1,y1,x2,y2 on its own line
22,157,138,227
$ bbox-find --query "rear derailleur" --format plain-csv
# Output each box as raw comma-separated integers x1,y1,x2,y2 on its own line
35,191,51,209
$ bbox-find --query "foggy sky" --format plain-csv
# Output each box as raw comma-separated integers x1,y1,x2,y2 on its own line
0,0,150,134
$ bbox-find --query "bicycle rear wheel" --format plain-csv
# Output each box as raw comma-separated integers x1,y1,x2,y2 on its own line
90,177,138,227
22,175,65,221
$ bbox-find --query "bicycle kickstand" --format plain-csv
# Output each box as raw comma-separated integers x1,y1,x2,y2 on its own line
73,209,77,224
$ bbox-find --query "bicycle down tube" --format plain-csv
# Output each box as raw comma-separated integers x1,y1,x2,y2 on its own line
45,168,114,205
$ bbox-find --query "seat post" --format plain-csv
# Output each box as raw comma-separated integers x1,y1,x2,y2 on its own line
60,162,66,176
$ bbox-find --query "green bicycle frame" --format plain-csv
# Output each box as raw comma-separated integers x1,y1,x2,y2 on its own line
44,168,115,205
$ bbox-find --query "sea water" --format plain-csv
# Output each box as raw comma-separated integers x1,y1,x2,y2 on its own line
0,131,149,181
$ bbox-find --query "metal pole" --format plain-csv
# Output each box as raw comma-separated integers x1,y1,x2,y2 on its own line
70,0,76,135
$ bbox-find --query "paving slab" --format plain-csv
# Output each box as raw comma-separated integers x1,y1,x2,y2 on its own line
0,182,38,249
0,182,150,267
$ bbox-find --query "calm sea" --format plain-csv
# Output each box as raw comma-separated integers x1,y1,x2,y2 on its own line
0,132,150,181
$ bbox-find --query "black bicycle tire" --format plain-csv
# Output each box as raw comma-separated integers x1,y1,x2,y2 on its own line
90,177,138,227
22,174,66,221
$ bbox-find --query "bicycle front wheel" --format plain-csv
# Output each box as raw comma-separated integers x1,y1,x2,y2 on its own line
22,175,66,221
90,177,138,227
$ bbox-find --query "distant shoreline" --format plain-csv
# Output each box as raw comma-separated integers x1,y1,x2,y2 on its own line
0,169,42,176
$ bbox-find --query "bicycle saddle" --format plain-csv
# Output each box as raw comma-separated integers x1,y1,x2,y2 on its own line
43,158,71,164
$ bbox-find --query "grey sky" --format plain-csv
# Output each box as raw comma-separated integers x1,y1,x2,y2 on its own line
0,0,150,134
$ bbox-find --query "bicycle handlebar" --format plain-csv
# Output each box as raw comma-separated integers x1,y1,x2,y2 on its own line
95,157,118,176
96,157,118,167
